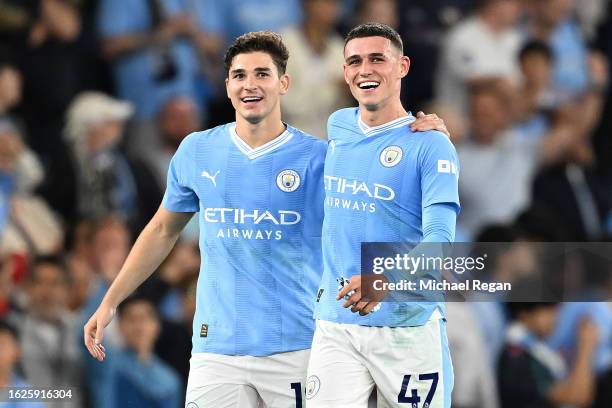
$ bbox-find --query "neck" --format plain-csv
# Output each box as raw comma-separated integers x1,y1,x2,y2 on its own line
302,22,327,54
359,101,408,127
235,110,286,149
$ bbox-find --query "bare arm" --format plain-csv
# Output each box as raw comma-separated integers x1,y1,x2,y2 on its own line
548,320,598,407
83,206,194,360
40,0,81,42
101,33,155,61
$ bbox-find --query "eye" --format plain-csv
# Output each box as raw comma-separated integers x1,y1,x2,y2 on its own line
233,73,244,79
372,57,383,63
257,72,269,78
348,59,359,66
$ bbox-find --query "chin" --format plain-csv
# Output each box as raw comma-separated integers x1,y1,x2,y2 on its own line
361,101,381,111
243,114,264,124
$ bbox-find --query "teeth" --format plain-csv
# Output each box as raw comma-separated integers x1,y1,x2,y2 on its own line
359,82,380,89
242,97,262,102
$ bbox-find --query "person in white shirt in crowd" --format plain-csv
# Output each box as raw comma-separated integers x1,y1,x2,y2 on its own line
436,0,523,113
281,0,350,139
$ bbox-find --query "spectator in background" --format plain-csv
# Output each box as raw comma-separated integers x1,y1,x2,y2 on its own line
19,256,83,408
498,302,599,408
0,321,45,408
0,124,18,241
80,217,132,406
0,119,62,257
0,0,81,164
38,92,162,234
524,0,588,100
201,0,302,45
0,57,43,196
513,41,592,165
435,0,522,113
281,0,349,139
457,80,538,238
0,54,22,123
139,241,200,323
514,41,557,140
398,0,475,109
549,302,612,378
146,96,202,188
94,296,181,408
353,0,398,28
446,301,500,408
531,115,610,240
82,217,132,340
96,0,221,133
78,216,132,390
524,0,608,145
469,225,538,362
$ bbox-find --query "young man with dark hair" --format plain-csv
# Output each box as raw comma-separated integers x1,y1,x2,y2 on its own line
85,30,447,407
499,302,599,408
0,320,46,408
307,23,460,407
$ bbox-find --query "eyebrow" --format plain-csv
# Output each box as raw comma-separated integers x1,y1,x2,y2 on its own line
345,53,386,62
230,67,273,75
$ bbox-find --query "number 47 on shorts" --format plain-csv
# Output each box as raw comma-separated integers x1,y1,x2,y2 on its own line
397,372,439,407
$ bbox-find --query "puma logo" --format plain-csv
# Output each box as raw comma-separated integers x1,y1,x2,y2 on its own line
201,170,220,186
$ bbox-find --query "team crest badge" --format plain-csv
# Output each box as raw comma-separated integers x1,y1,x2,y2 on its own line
305,375,321,399
277,170,301,192
380,146,403,167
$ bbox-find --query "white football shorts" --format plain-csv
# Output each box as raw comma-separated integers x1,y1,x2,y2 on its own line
185,349,310,408
306,310,453,408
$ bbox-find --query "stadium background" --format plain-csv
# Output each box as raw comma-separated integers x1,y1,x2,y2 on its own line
0,0,611,407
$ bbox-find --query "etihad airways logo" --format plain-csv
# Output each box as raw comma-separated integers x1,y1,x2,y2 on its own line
202,208,301,225
324,176,395,201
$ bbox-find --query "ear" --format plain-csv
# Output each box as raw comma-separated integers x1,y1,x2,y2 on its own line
279,73,290,95
399,56,410,79
225,77,230,99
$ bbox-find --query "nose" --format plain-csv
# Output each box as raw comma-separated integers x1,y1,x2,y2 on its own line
244,74,257,91
358,60,373,77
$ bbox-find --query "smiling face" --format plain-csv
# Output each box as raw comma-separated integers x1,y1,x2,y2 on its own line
225,51,289,125
343,36,409,112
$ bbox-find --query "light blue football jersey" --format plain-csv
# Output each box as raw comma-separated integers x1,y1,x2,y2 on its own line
162,123,326,356
313,108,460,327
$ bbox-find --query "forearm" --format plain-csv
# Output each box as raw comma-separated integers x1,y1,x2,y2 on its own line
101,33,155,60
385,203,457,284
41,0,81,41
549,347,595,407
101,212,190,308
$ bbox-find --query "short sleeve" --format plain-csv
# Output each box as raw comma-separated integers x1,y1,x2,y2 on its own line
419,132,460,212
162,136,199,212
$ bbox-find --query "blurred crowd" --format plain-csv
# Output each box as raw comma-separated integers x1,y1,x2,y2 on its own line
0,0,611,407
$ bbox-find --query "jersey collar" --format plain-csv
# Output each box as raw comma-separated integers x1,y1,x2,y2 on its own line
357,112,416,137
229,123,293,160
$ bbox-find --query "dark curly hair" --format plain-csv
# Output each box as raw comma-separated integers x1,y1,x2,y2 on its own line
224,31,290,76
